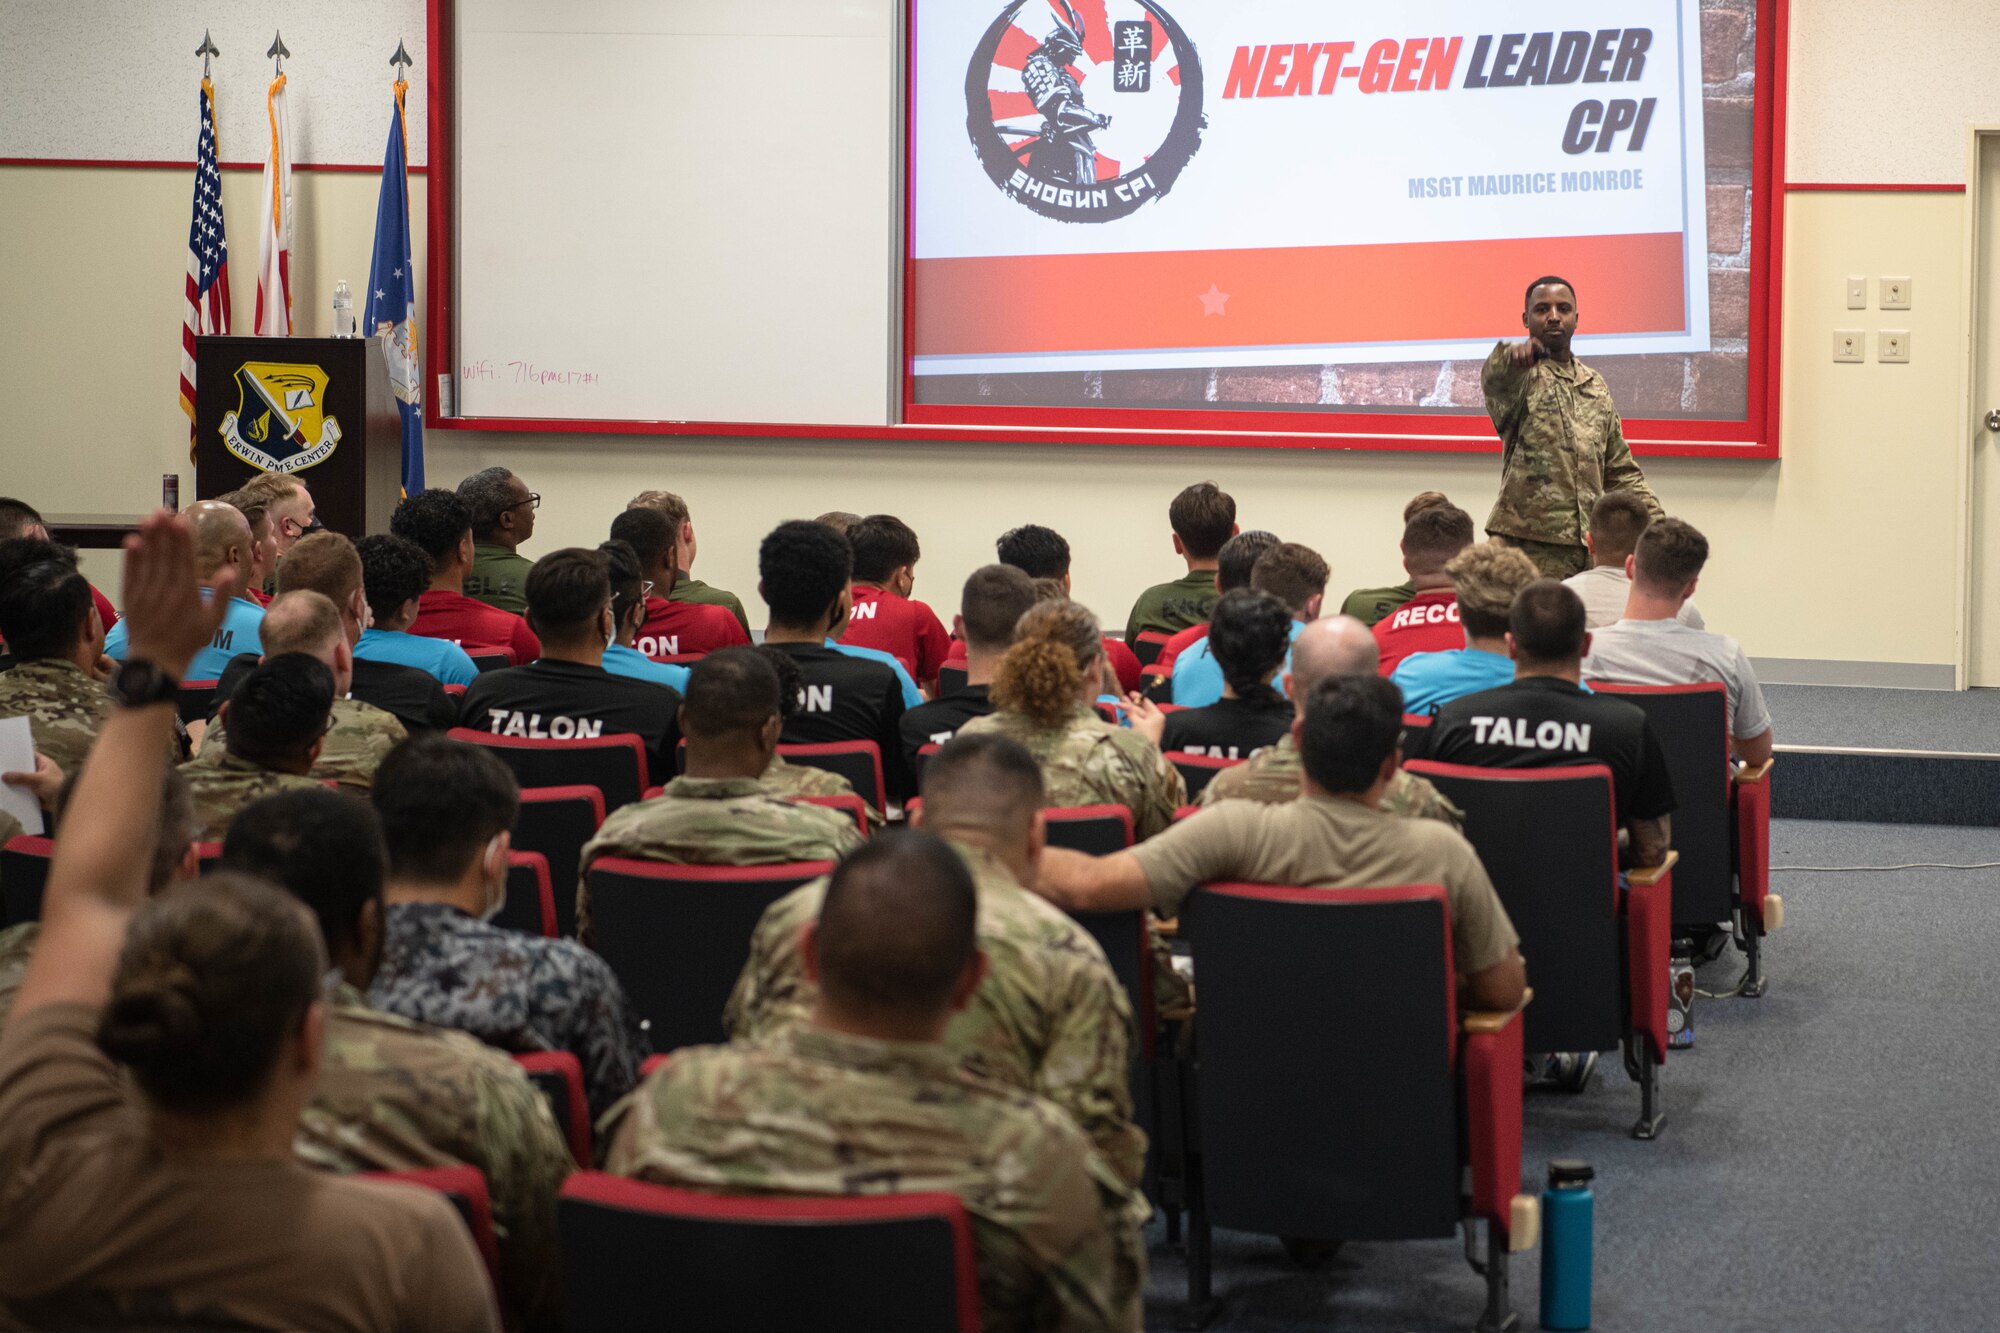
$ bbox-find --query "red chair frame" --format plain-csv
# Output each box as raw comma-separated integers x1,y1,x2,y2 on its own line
448,728,651,810
774,741,886,813
502,850,558,938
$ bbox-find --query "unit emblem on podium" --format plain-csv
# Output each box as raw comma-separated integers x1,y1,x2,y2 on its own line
219,361,343,474
966,0,1205,223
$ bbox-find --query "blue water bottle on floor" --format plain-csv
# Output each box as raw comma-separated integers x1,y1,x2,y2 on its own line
1540,1159,1595,1330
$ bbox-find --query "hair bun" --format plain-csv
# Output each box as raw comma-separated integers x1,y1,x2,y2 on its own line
98,968,203,1071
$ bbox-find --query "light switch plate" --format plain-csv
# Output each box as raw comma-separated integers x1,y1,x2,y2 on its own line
1833,330,1865,362
1879,329,1911,363
1846,277,1868,309
1881,276,1913,310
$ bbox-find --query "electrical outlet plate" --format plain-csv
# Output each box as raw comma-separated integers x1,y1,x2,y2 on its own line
1846,277,1867,309
1881,276,1912,310
1879,329,1911,363
1833,330,1865,363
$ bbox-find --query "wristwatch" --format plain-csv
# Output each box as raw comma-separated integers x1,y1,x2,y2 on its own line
111,659,181,709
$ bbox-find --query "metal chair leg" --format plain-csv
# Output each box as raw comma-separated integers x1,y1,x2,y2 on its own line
1175,1152,1216,1330
1738,906,1769,998
1625,1032,1664,1140
1472,1220,1520,1333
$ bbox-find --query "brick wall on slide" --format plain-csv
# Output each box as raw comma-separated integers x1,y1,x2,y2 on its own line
917,0,1758,423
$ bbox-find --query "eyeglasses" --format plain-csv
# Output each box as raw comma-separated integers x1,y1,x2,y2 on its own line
511,493,542,512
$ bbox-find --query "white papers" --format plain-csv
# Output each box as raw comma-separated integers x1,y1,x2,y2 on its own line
0,716,42,836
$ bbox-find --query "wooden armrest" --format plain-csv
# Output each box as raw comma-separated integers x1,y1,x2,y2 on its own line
1153,916,1179,938
1462,987,1533,1034
1734,759,1773,784
1627,850,1679,887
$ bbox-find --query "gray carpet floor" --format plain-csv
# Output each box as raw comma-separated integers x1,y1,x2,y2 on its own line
1765,684,2000,753
1141,819,2000,1331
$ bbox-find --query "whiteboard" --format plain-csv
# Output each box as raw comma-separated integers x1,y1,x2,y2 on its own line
451,0,900,426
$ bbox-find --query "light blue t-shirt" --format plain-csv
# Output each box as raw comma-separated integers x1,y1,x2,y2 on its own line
826,638,924,708
1169,619,1303,708
104,591,263,682
1390,648,1516,716
603,643,691,693
354,627,479,686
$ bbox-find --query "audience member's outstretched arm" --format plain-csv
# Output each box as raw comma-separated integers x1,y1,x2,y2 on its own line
9,513,233,1024
1734,727,1774,769
1465,948,1527,1013
1033,847,1154,913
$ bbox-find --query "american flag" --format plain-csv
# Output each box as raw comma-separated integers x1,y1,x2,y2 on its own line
180,78,231,452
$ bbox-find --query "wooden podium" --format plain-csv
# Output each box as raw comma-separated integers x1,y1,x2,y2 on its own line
192,335,404,538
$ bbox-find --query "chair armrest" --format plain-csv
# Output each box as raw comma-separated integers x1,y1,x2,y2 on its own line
1626,849,1679,888
1461,987,1533,1034
1623,866,1672,1064
1734,759,1773,785
1732,765,1775,926
1461,1001,1525,1245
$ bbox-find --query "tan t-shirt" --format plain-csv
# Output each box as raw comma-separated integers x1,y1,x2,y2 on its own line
1127,793,1521,976
0,1004,499,1333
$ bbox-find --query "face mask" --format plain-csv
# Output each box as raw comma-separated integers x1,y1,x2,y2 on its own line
479,833,508,923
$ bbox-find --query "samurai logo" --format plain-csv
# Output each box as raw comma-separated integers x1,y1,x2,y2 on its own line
966,0,1204,223
219,361,342,474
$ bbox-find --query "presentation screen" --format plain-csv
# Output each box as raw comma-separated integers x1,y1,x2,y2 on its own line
907,0,1776,453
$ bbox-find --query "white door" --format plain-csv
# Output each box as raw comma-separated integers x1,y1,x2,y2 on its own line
1969,132,2000,685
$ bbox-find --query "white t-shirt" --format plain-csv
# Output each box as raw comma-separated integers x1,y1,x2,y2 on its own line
1582,618,1771,740
1562,566,1705,631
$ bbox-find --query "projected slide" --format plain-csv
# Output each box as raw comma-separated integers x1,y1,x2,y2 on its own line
910,0,1752,422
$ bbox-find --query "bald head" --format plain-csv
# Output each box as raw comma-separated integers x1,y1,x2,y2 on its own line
259,590,350,694
184,501,254,587
1289,615,1380,692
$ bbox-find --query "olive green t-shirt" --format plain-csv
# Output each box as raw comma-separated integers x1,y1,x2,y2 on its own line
1339,580,1416,628
466,543,533,616
670,576,751,635
1125,568,1219,645
1127,792,1519,976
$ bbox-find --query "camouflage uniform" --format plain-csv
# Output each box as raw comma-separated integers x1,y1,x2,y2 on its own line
760,753,884,831
1481,341,1663,578
299,983,574,1332
958,705,1186,840
724,840,1146,1185
369,902,647,1120
576,776,863,942
0,659,111,776
600,1027,1146,1333
180,747,325,842
204,695,408,794
0,922,37,1032
1198,734,1464,830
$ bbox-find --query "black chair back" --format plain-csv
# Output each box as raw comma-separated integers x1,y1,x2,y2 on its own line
470,652,513,673
775,742,885,812
176,680,219,726
449,728,648,811
936,665,967,696
1408,761,1622,1054
1592,683,1732,926
0,835,52,927
1184,883,1460,1240
1131,631,1174,669
559,1174,979,1332
1041,806,1150,1057
586,858,834,1053
514,785,607,939
1167,751,1240,798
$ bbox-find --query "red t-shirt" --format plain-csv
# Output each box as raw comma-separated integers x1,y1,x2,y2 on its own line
410,589,541,665
637,596,750,660
942,634,1142,693
1373,589,1463,676
840,586,952,684
1151,622,1208,675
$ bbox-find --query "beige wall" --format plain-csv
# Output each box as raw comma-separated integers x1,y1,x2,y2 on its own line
0,158,1977,684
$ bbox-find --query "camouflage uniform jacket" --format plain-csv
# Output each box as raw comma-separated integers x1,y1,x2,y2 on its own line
760,753,884,831
600,1026,1146,1333
958,705,1187,840
205,694,408,794
0,922,37,1032
724,841,1146,1185
369,902,647,1121
180,747,325,842
1198,734,1464,830
298,985,574,1332
1481,341,1663,547
0,658,110,776
576,776,863,942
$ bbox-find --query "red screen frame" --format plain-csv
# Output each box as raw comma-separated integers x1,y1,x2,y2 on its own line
424,0,1784,458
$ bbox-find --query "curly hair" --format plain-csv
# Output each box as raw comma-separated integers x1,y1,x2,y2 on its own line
388,489,472,569
990,599,1103,728
1206,588,1293,705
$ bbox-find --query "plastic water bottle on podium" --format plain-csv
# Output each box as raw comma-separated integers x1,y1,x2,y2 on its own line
1540,1159,1595,1329
332,280,355,337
